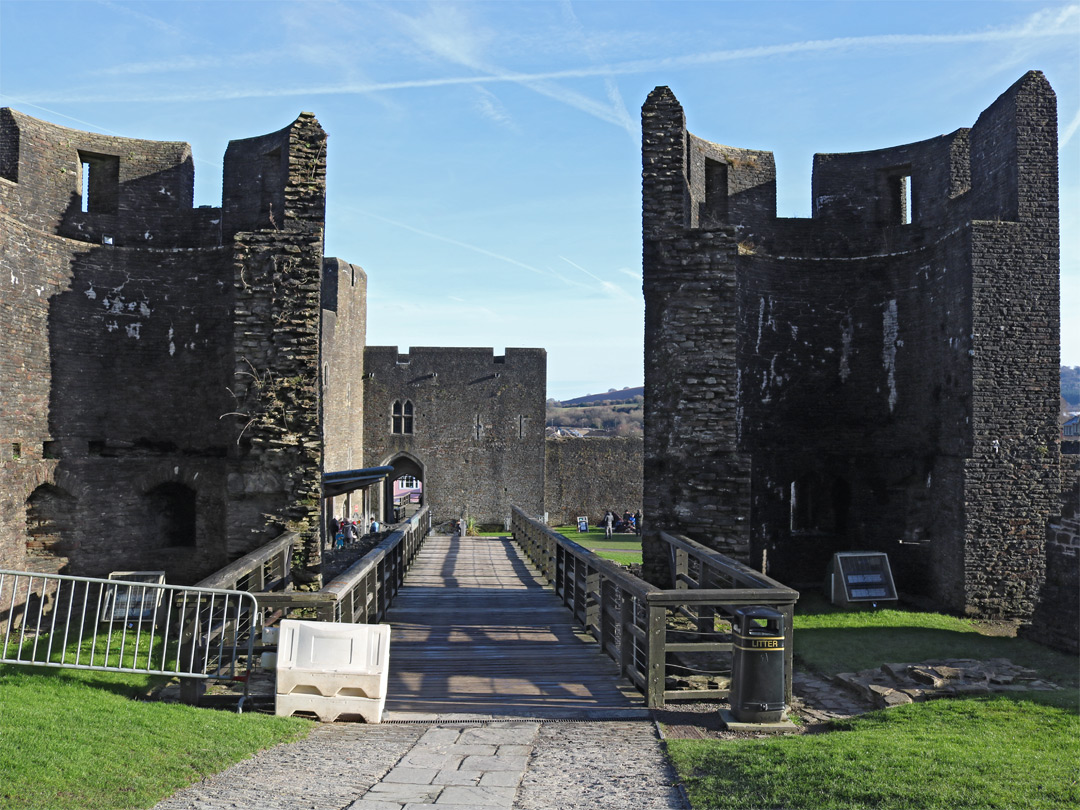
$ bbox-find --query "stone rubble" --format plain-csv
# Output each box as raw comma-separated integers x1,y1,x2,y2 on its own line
833,658,1059,709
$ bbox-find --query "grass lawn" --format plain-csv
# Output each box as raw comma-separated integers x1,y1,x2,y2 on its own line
793,593,1079,689
553,526,642,565
668,694,1079,809
0,664,310,810
667,598,1080,809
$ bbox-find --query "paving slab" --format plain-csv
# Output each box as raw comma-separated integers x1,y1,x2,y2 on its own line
152,724,425,810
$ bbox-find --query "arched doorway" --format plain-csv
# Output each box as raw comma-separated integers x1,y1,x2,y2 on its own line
146,482,197,547
25,483,76,564
384,453,424,524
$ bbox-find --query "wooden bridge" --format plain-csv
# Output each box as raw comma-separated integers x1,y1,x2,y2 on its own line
381,532,643,717
200,508,797,714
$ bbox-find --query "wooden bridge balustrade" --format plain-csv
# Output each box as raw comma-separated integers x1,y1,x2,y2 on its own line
253,508,432,624
195,530,297,593
510,507,799,709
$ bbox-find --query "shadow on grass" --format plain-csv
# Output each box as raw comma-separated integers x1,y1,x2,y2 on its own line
0,662,163,699
794,625,1079,693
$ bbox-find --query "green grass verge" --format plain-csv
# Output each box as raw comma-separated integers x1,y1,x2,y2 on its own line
553,527,641,560
593,550,643,565
0,665,310,810
667,695,1080,810
794,594,1079,689
668,600,1079,809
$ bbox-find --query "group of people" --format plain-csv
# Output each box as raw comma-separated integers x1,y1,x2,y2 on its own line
328,516,381,549
602,509,641,538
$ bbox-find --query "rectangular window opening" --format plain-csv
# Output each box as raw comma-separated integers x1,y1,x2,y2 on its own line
703,158,729,225
78,151,120,214
884,168,913,226
80,161,90,213
901,174,912,225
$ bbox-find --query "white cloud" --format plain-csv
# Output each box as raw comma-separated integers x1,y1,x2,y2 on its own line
1061,106,1080,149
472,87,519,132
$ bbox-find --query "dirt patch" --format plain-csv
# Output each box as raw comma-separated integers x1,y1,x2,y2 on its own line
971,619,1021,637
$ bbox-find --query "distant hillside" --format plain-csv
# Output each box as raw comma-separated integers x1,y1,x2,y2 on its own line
559,386,644,406
547,386,643,437
1063,366,1080,408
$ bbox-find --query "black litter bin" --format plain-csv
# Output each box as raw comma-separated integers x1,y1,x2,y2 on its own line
729,605,786,723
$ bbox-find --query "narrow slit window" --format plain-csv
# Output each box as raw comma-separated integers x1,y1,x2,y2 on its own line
392,400,402,434
884,169,913,225
703,158,729,224
901,174,912,224
402,400,413,434
80,161,91,213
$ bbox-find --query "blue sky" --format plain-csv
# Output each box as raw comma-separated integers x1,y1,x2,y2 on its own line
1,1,1076,400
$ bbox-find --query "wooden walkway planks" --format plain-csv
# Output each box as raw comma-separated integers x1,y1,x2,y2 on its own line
382,534,643,717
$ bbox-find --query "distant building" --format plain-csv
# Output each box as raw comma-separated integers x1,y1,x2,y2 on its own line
362,347,547,526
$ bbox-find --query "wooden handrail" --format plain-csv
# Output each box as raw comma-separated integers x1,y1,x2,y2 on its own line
659,530,791,591
510,506,799,709
277,506,432,624
195,531,297,591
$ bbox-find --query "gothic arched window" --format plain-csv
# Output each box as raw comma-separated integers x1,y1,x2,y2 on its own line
392,400,414,434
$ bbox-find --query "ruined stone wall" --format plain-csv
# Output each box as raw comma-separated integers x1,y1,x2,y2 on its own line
363,347,545,526
1,109,333,583
641,73,1060,618
544,437,643,527
221,115,328,568
321,258,366,529
641,87,752,584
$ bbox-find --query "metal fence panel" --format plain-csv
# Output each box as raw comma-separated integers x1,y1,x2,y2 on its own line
0,569,258,691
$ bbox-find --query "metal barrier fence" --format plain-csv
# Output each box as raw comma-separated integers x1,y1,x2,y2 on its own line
510,507,798,708
257,507,432,622
0,568,259,698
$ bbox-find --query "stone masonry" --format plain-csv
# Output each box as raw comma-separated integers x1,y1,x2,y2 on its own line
545,436,643,527
642,72,1063,619
1,109,362,583
363,347,546,526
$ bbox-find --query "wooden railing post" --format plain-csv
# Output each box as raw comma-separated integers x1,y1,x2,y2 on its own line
781,601,795,703
646,602,666,708
674,548,688,590
584,566,600,636
620,589,635,681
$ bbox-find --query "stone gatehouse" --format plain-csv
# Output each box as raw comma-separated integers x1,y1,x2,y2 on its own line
362,347,546,527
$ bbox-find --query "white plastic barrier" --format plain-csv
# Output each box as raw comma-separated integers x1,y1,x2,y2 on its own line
274,619,391,723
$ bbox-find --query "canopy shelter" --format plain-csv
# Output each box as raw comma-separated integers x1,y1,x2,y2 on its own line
323,466,394,499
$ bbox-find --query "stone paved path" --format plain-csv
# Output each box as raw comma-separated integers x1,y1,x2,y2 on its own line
152,718,687,810
151,667,862,809
153,527,867,809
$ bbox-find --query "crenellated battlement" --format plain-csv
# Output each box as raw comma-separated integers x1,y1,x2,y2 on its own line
643,71,1057,259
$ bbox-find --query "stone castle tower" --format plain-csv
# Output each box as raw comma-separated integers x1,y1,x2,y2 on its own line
642,72,1061,618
